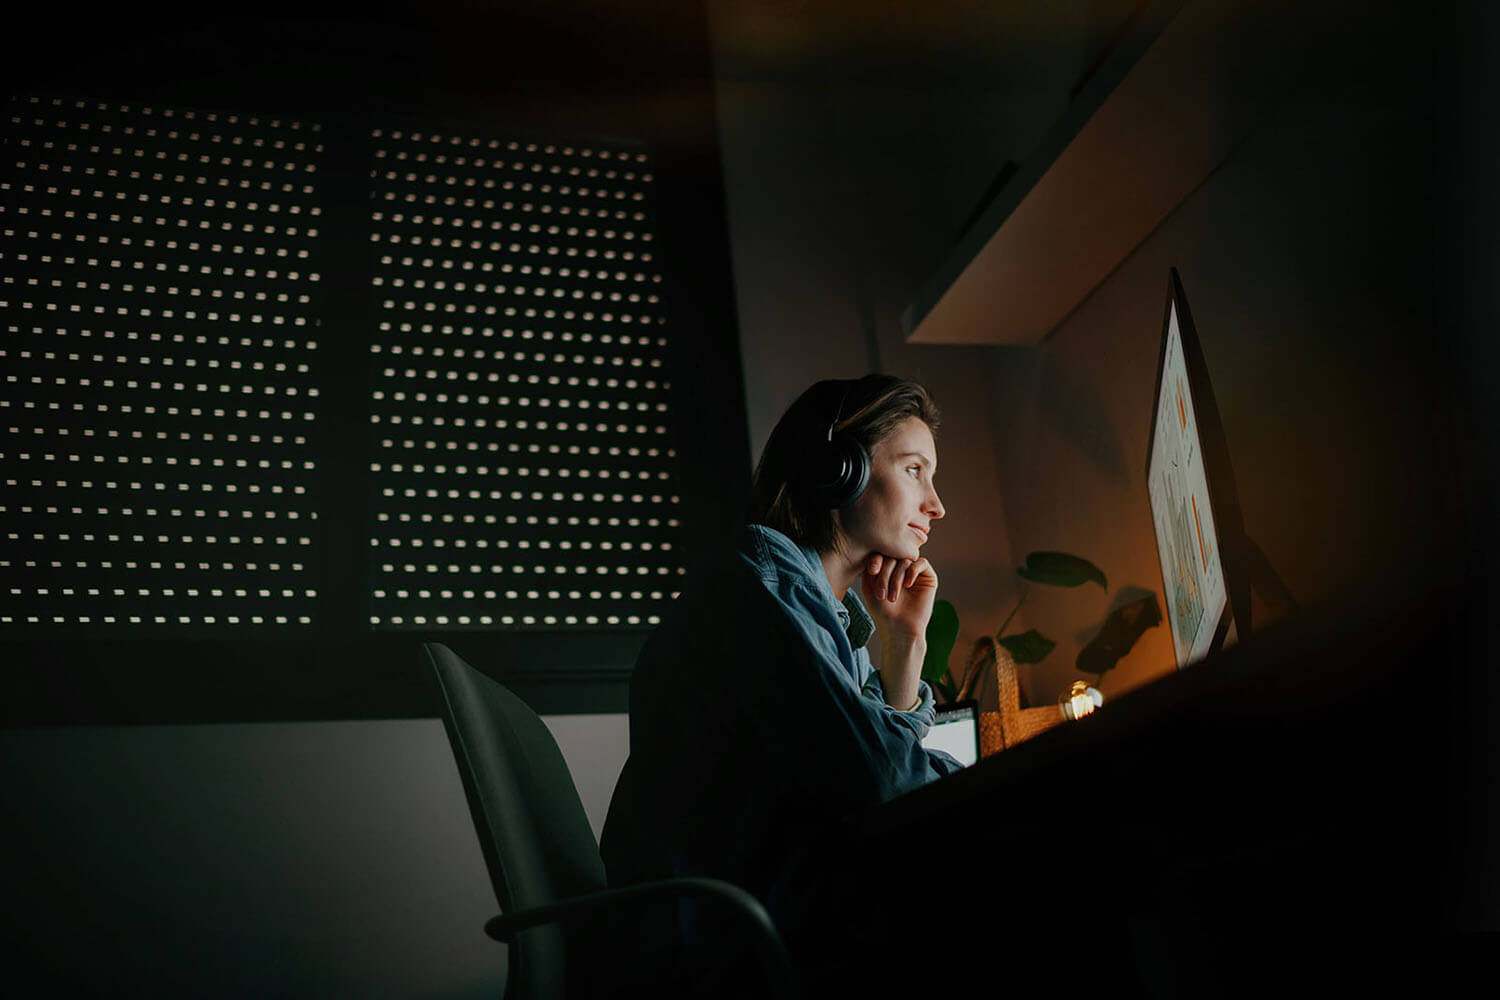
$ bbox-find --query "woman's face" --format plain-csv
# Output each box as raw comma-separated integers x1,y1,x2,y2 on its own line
836,416,946,561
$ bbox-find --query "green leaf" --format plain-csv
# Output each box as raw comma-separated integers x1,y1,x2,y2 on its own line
1016,551,1107,590
922,598,960,686
997,628,1056,665
1075,594,1163,677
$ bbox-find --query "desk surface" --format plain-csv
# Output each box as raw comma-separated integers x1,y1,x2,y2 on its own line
843,566,1490,993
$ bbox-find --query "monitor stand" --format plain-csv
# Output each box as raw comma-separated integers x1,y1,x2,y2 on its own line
1238,531,1298,634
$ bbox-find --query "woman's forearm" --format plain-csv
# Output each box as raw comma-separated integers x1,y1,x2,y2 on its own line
878,633,926,711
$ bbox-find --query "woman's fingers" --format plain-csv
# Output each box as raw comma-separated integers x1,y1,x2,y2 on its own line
864,555,899,601
896,558,937,604
864,554,938,602
881,556,911,602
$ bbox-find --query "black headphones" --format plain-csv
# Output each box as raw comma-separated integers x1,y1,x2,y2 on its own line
805,380,870,510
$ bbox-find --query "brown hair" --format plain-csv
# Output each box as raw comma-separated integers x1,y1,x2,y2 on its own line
746,375,940,552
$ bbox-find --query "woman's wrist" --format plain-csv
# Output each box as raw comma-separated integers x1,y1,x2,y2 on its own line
880,631,927,654
878,634,926,711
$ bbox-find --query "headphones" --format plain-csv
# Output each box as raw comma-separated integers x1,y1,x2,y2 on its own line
804,380,870,510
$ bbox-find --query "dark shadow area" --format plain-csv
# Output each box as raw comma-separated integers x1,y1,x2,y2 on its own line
803,544,1496,994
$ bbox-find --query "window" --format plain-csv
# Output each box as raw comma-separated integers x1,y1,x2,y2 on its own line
0,91,739,722
364,127,684,631
0,98,324,629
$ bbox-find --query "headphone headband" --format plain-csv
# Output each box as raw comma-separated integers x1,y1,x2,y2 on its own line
827,381,851,441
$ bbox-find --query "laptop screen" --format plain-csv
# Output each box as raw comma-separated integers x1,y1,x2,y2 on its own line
922,699,981,767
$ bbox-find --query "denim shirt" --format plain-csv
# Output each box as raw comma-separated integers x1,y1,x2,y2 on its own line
739,524,957,765
600,523,963,957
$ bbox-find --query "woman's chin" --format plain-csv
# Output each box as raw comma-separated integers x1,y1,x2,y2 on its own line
861,541,919,564
890,542,921,561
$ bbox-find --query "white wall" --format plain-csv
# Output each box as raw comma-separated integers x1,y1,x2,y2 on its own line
0,716,628,995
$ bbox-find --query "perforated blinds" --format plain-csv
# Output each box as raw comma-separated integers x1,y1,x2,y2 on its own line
0,97,322,628
0,95,685,634
364,126,683,629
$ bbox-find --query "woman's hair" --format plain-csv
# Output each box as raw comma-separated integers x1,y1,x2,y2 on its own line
746,374,940,552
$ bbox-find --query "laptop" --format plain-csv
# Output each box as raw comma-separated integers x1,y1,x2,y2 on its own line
921,699,981,767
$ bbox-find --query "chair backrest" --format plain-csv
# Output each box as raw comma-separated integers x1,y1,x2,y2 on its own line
425,641,607,998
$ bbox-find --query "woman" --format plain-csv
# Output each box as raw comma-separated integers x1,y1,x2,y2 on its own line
598,375,962,991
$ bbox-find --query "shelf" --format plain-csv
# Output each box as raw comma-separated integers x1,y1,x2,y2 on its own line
901,0,1317,346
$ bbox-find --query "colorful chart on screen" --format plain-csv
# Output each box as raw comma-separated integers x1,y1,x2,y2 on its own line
1148,301,1228,668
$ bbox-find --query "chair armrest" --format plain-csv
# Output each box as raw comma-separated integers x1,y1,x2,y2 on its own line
484,876,795,997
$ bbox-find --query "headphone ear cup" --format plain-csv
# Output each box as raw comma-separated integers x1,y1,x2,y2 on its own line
814,432,869,509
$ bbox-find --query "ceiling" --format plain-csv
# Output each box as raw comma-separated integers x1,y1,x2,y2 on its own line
2,0,1145,130
709,0,1146,87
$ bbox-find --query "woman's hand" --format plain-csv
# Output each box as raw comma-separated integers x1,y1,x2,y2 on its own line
861,553,939,712
860,552,939,639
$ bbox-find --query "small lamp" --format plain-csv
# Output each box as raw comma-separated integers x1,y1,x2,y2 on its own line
1059,680,1103,721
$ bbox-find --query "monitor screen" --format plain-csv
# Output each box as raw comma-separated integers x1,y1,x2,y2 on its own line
923,700,980,767
1146,269,1243,669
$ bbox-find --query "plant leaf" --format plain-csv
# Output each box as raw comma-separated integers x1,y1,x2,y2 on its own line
1075,594,1164,676
922,598,960,686
997,628,1056,665
1016,551,1107,590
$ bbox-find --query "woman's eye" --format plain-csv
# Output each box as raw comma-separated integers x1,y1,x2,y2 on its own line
906,466,921,478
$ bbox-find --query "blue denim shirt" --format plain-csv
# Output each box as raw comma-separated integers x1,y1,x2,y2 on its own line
739,524,958,771
600,524,963,959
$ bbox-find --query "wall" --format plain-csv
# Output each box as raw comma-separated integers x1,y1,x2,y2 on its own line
983,2,1478,709
712,68,1022,693
1,715,628,995
706,0,1140,698
1446,0,1500,926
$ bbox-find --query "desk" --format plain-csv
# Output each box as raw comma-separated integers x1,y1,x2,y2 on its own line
794,568,1489,997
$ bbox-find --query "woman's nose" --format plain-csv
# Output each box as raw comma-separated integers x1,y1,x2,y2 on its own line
925,487,945,520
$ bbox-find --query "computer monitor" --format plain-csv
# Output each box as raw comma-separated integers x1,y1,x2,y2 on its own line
1146,268,1252,669
922,699,980,767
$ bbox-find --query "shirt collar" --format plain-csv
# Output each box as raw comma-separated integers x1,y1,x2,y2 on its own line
841,589,875,651
793,541,874,651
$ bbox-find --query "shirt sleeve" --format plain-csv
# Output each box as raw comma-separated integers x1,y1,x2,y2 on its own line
792,609,964,798
861,672,965,775
861,670,935,730
733,530,963,803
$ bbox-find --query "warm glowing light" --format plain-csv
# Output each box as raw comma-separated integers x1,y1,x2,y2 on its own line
1060,681,1104,721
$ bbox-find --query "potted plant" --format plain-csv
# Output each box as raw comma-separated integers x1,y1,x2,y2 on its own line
922,551,1162,708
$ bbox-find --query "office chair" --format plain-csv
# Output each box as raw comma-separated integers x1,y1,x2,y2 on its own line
424,642,796,999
